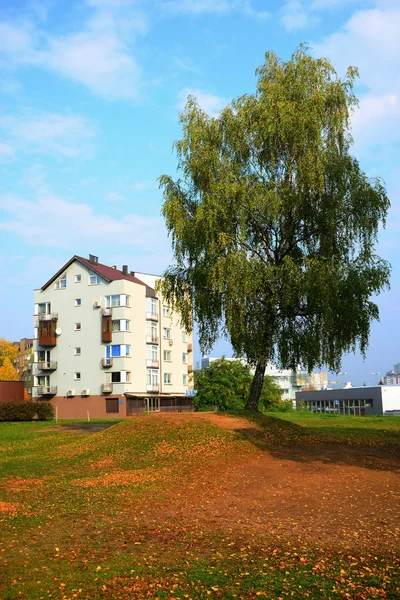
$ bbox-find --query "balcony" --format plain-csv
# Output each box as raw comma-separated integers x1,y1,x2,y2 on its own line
38,361,57,371
38,313,58,321
102,314,112,343
146,359,159,368
37,385,57,396
146,384,159,393
145,311,159,322
101,307,112,316
188,364,193,374
101,358,113,368
146,335,159,344
187,343,193,353
101,383,113,394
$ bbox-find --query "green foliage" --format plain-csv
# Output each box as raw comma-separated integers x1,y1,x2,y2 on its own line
0,400,54,421
259,375,284,410
158,46,391,408
194,358,252,411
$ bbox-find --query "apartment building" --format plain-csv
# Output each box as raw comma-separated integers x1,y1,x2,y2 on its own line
33,254,193,418
13,338,34,395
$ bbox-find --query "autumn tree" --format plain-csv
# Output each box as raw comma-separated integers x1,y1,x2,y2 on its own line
0,339,18,367
159,47,390,410
0,358,19,381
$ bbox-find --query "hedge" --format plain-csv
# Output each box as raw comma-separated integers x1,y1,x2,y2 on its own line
0,400,55,422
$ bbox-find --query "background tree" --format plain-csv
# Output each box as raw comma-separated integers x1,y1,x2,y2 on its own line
159,47,390,410
0,339,18,367
259,376,284,411
193,358,252,411
0,358,19,381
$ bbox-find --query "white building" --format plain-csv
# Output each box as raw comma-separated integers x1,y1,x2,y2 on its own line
296,386,400,416
33,254,193,418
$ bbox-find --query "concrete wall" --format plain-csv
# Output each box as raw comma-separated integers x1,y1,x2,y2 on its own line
50,394,126,419
381,386,400,412
0,381,25,404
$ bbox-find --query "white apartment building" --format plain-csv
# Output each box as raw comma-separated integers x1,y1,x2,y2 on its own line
33,254,193,418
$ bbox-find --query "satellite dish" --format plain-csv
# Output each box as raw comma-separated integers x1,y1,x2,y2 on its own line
55,328,62,336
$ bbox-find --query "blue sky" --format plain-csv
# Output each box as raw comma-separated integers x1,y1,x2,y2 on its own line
0,0,399,385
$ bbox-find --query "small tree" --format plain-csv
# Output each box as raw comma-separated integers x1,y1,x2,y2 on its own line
0,339,19,367
194,358,252,411
0,357,19,381
259,375,284,410
159,46,390,411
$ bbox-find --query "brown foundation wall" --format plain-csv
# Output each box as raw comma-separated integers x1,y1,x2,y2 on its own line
50,395,127,419
0,381,25,404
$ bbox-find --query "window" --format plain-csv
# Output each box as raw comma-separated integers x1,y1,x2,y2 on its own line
37,375,50,386
163,350,172,362
74,372,81,380
147,345,158,361
74,347,81,356
183,374,188,386
37,302,50,315
112,319,130,332
75,298,82,307
163,304,172,318
38,350,50,361
147,322,158,339
146,297,158,315
164,373,172,385
182,353,187,364
111,372,121,383
163,328,171,339
106,295,130,308
89,270,100,285
182,331,187,342
106,398,119,413
55,273,66,289
106,345,130,358
111,371,129,383
75,274,81,283
147,369,159,385
75,323,81,331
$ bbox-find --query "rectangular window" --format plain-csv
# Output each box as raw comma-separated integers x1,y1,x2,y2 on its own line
75,298,82,307
164,373,172,385
147,322,158,338
75,274,81,283
147,345,158,361
182,331,187,342
182,352,187,364
106,295,130,308
146,297,158,315
106,398,119,413
183,374,188,386
108,345,130,357
37,375,50,386
55,273,67,289
89,270,100,285
163,350,172,362
112,319,130,332
37,302,51,315
74,372,81,380
75,322,81,331
111,372,121,383
38,350,50,361
147,369,159,385
163,328,171,339
163,305,172,318
74,347,81,356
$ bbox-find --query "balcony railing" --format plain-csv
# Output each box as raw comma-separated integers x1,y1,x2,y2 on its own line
146,359,159,368
38,313,58,321
146,384,159,393
101,383,113,394
145,311,159,322
101,358,113,368
101,307,112,316
146,335,159,344
37,361,57,371
37,385,57,396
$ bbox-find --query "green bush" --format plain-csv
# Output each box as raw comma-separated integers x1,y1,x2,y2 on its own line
35,401,55,421
267,400,294,413
0,400,54,421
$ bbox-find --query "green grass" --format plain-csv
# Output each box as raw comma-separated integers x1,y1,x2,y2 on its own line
0,414,399,599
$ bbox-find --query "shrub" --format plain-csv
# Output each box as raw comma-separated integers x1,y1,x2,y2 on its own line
0,400,54,421
0,401,36,421
35,401,55,421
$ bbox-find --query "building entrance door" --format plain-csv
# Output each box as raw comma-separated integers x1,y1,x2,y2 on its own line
146,397,160,412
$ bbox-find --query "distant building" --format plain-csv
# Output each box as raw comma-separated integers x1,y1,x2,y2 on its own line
308,371,328,390
296,386,400,416
382,364,400,385
13,338,34,395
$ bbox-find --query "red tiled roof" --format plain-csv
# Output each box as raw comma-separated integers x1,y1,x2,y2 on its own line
41,256,151,290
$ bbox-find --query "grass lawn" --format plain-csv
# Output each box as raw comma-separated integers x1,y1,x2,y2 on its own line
0,412,399,599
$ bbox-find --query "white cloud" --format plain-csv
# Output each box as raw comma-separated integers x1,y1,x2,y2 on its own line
178,88,227,117
281,1,318,31
0,0,146,100
0,191,169,253
0,112,97,158
106,191,125,201
173,56,200,74
162,0,270,19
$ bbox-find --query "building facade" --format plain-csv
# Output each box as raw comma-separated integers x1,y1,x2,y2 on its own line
13,338,34,395
296,386,400,416
33,255,193,418
381,365,400,385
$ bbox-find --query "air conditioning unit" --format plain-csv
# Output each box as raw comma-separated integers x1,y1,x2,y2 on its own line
168,339,173,346
93,302,100,308
81,389,90,396
67,389,75,397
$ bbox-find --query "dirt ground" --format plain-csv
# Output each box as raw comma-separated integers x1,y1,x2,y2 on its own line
143,413,400,551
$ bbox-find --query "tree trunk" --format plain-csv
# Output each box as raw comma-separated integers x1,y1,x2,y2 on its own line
245,359,267,411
